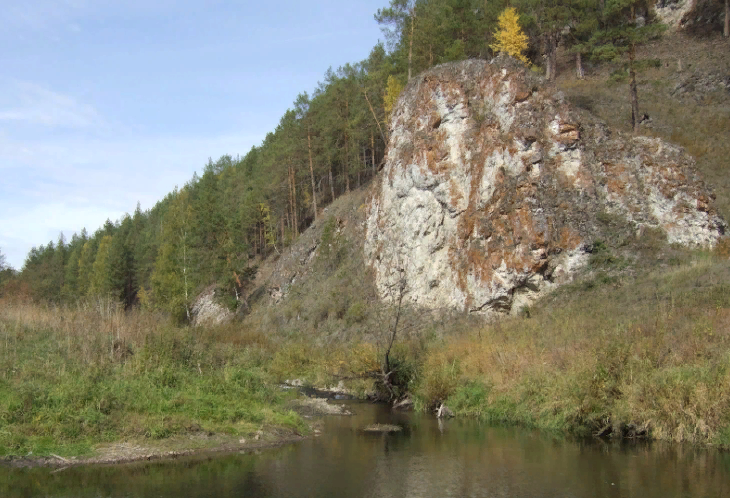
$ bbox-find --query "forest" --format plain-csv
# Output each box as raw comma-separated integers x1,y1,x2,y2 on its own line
0,0,717,318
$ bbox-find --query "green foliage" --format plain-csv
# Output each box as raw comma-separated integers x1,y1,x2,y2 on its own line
383,75,404,125
89,235,113,297
0,303,305,457
1,0,687,320
317,216,348,271
344,300,367,325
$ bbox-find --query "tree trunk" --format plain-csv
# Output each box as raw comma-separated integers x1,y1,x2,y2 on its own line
408,14,415,80
371,132,376,176
725,0,729,38
362,90,386,143
307,127,318,220
576,52,585,80
344,99,350,193
629,45,640,133
329,160,335,202
546,35,558,82
181,228,190,322
291,166,298,236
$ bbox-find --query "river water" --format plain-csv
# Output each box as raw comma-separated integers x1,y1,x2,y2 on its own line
2,401,729,497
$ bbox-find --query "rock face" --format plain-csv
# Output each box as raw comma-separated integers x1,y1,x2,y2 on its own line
191,286,233,326
655,0,696,28
365,58,725,315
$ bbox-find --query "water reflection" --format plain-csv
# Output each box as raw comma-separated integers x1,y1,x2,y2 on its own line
2,402,729,497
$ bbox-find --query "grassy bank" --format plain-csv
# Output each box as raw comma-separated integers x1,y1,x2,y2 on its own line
0,300,306,458
2,251,730,457
420,252,730,447
246,228,730,447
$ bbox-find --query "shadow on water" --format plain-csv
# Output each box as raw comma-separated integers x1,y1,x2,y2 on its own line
2,401,729,498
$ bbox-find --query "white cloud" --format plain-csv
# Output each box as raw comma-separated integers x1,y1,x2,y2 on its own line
0,81,101,128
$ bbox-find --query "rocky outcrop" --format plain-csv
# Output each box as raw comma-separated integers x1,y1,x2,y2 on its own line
191,286,233,326
656,0,696,27
656,0,726,33
365,58,725,316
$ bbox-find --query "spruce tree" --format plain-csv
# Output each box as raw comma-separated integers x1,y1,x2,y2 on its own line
77,239,96,298
61,245,80,301
108,216,136,308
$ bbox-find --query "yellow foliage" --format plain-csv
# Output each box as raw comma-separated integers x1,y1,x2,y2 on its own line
384,75,403,125
490,7,529,65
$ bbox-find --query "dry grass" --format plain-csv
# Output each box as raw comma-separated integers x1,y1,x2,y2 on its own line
416,252,730,446
557,31,730,218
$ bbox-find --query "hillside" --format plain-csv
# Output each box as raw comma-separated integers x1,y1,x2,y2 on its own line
213,31,730,447
557,30,730,218
2,9,730,458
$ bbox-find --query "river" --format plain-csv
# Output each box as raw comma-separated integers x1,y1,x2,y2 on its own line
2,401,729,497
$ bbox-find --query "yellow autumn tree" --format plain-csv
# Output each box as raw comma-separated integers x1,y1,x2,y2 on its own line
384,75,403,127
490,7,529,65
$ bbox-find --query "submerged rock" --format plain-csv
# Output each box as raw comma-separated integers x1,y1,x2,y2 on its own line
365,58,725,316
362,424,402,433
289,397,352,416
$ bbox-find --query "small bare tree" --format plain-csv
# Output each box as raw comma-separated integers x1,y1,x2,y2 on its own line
378,266,408,399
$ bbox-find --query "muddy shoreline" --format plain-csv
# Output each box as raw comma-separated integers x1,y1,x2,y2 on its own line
0,433,311,469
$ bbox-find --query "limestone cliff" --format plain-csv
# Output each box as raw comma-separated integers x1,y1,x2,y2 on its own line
365,58,726,315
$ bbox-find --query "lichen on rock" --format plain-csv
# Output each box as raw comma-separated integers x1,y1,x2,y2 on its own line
365,57,726,316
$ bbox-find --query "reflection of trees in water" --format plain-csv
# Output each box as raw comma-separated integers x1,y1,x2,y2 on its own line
2,419,730,497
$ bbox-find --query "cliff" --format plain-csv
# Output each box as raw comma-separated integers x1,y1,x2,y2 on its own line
365,57,726,316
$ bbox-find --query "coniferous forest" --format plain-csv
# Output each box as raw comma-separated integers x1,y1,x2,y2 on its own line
3,1,730,464
0,0,717,318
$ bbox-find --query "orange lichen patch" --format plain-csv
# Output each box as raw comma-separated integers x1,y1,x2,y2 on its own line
449,179,464,208
559,227,582,251
514,90,530,103
603,162,632,194
511,80,530,103
451,174,551,296
556,123,580,144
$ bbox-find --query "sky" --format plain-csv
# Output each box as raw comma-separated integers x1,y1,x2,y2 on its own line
0,0,388,270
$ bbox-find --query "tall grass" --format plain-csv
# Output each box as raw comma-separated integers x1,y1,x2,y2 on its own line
0,298,305,457
415,253,730,447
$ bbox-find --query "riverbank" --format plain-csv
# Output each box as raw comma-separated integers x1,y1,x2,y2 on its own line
0,431,308,469
2,246,730,461
248,248,730,449
0,300,308,460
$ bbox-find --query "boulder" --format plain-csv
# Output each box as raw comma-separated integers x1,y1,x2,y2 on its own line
365,58,725,316
191,286,233,327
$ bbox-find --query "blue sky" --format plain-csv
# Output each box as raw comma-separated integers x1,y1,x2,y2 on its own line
0,0,388,269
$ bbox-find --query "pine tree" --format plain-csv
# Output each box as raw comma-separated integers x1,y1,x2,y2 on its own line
61,245,80,301
108,216,136,308
590,0,664,132
375,0,419,80
491,7,530,64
